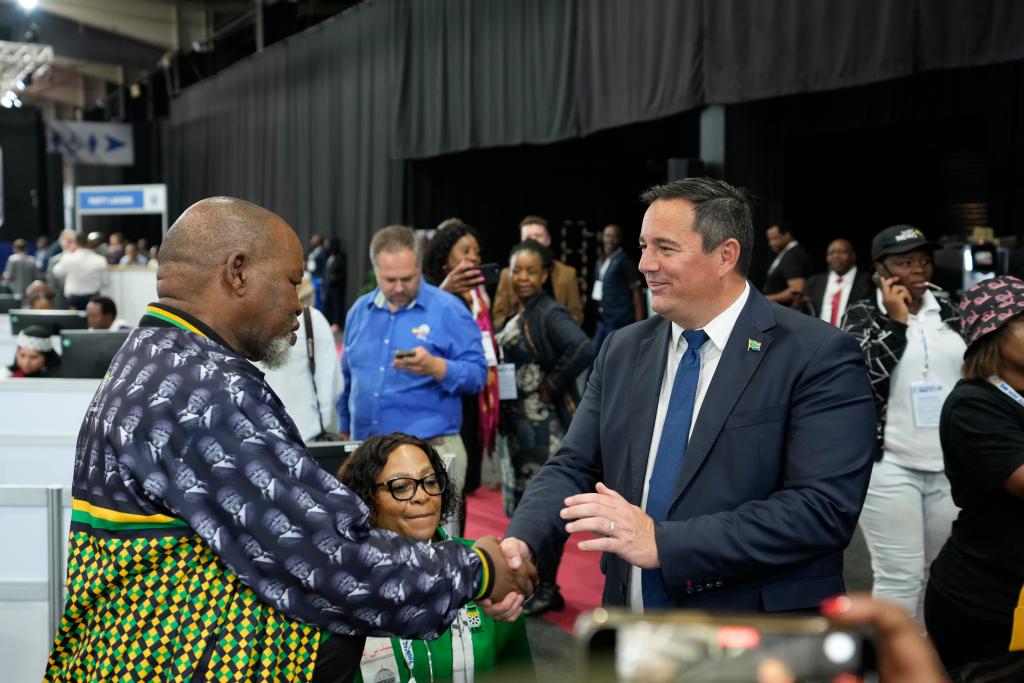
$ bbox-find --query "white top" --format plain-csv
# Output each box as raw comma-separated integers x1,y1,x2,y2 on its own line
818,266,858,326
53,249,109,296
629,281,751,611
879,289,966,472
767,240,799,276
258,307,344,442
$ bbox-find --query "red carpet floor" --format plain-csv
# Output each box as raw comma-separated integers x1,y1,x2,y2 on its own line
464,487,604,632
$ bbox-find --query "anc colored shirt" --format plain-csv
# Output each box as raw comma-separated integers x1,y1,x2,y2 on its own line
355,533,532,683
46,303,492,682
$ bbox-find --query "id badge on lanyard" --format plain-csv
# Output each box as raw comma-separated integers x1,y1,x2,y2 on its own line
910,319,942,428
480,331,498,367
497,363,518,400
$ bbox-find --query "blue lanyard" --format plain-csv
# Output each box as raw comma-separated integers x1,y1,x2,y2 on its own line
989,376,1024,408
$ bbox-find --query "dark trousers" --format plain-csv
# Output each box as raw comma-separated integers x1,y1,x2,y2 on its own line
68,293,97,310
924,580,1013,674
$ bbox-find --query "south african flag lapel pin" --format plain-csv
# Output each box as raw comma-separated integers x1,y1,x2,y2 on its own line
747,338,762,352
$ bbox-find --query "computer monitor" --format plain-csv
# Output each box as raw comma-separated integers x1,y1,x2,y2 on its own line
306,440,361,476
0,295,23,313
9,309,88,335
59,330,131,379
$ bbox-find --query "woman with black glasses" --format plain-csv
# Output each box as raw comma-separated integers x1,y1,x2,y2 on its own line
338,433,532,682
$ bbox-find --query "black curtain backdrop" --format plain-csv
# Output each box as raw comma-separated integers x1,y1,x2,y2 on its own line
392,0,577,159
164,0,1024,304
166,1,401,309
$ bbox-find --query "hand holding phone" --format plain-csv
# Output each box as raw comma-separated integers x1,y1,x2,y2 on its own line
874,265,912,324
440,260,490,295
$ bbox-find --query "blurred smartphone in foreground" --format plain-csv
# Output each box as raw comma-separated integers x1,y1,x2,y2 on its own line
576,608,878,683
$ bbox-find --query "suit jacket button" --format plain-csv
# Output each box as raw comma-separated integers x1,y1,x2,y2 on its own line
618,581,626,594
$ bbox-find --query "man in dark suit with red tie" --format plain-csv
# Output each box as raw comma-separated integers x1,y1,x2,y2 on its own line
802,239,873,326
484,177,876,615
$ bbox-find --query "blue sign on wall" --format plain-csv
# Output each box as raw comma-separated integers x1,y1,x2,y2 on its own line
78,190,144,210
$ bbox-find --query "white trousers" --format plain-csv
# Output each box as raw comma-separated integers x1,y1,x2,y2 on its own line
858,458,958,621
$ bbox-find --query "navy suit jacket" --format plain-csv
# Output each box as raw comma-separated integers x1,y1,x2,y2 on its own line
506,286,876,612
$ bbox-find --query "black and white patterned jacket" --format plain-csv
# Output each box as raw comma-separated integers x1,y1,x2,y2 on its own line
841,291,961,458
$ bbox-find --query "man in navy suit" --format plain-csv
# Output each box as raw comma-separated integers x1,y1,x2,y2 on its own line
488,177,876,615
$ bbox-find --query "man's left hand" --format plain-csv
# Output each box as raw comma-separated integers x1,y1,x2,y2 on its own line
392,346,446,381
561,482,659,569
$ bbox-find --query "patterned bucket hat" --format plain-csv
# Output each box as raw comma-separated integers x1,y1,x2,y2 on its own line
959,275,1024,349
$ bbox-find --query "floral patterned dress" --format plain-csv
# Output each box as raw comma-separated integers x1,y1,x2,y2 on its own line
495,311,566,516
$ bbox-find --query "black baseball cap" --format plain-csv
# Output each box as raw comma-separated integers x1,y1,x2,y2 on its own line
871,224,942,261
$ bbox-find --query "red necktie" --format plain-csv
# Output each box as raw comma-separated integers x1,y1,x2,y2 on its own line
830,277,844,326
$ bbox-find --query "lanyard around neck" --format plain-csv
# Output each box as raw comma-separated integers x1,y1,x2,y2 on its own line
989,376,1024,408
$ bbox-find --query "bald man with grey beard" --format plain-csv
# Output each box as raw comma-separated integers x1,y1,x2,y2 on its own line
47,197,535,683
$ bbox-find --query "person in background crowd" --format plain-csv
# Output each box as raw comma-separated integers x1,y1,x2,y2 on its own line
423,218,501,499
496,239,594,615
762,222,813,307
801,238,872,325
486,177,875,619
339,434,532,682
338,225,487,535
306,233,329,310
107,232,125,265
843,224,964,621
323,238,347,332
46,229,78,308
35,235,50,273
492,215,583,329
119,242,149,266
258,278,344,443
592,223,646,353
45,197,533,683
24,280,56,309
85,295,132,331
3,238,38,297
53,230,109,309
1,324,61,379
87,231,108,261
923,275,1024,673
148,245,159,267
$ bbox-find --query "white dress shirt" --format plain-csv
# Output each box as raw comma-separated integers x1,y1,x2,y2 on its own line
53,248,109,296
818,266,858,325
259,306,344,442
878,289,965,472
629,282,751,611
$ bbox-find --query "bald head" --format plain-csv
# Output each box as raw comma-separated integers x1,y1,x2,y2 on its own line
155,197,305,365
161,197,281,267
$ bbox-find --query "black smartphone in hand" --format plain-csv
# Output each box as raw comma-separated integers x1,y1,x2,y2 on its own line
478,262,501,286
393,349,416,359
871,264,894,288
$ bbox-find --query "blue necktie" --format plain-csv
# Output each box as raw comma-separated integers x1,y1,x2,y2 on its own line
641,328,709,610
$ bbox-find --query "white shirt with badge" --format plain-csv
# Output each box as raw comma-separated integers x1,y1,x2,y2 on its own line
879,289,966,472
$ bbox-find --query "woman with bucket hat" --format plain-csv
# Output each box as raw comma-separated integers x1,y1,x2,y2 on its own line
924,275,1024,673
843,225,966,621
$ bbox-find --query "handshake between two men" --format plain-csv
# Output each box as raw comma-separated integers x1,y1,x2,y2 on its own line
477,482,656,620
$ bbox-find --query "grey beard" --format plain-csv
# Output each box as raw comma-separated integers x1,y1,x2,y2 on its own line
260,335,292,369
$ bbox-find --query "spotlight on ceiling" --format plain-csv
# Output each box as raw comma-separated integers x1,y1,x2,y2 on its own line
18,0,38,11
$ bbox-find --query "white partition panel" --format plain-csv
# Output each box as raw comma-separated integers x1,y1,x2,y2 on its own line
0,378,99,487
0,486,70,683
0,314,10,336
102,267,156,325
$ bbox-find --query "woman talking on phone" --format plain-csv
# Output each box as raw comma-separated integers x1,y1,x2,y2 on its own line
843,225,965,621
424,219,502,525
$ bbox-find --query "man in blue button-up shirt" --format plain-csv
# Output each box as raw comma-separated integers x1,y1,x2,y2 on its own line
338,225,487,508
